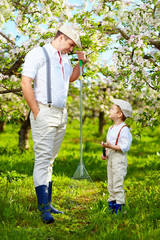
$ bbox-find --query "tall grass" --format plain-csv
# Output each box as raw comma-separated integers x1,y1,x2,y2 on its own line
0,119,160,240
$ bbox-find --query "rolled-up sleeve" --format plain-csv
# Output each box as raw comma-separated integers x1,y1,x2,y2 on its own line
22,47,43,79
119,127,132,153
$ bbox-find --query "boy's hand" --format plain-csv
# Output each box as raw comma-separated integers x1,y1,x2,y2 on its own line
100,141,106,147
100,141,112,149
101,154,107,160
106,140,112,149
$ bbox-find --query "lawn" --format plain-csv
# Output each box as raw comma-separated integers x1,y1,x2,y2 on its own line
0,119,160,240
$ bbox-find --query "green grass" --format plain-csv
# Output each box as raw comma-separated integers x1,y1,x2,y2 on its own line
0,119,160,240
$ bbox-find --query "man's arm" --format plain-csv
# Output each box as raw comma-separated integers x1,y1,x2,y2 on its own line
21,76,39,120
69,51,86,82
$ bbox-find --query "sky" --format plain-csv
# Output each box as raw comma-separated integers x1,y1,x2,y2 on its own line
4,21,28,46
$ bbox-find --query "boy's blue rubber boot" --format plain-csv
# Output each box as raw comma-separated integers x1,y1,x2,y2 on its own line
35,185,54,224
48,181,64,214
108,200,116,213
115,203,125,215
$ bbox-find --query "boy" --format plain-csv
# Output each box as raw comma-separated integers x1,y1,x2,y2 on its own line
100,99,132,214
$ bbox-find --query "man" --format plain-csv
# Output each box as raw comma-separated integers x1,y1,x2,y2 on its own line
21,24,86,224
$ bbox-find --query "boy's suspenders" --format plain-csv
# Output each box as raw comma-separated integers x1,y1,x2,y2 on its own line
110,125,127,145
42,47,52,107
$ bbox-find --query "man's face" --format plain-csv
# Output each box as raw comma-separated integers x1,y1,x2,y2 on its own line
60,36,76,54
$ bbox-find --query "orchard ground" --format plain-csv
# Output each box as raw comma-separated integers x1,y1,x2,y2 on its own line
0,119,160,240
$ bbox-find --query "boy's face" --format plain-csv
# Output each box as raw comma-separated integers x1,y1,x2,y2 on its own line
109,104,122,121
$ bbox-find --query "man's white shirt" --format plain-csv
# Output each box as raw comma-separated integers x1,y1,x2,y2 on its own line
22,43,73,108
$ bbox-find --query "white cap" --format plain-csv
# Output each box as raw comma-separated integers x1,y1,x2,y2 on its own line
112,99,132,118
59,24,82,48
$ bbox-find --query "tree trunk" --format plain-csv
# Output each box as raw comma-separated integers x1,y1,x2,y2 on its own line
0,121,5,132
99,111,104,135
18,111,31,150
92,109,96,119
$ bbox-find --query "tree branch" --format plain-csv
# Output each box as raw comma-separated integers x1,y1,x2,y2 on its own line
117,29,160,50
0,31,16,45
149,39,160,50
153,5,157,18
143,78,158,91
100,22,160,50
2,55,24,77
131,48,135,61
28,10,41,14
0,88,22,95
116,27,130,40
144,55,159,66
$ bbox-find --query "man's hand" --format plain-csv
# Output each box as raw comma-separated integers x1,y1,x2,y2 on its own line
75,51,86,64
33,109,40,120
69,51,86,82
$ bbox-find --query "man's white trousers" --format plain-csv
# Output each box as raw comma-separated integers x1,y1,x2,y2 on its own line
107,150,127,204
30,103,67,188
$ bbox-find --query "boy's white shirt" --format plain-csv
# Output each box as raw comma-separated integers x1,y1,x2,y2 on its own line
107,122,132,153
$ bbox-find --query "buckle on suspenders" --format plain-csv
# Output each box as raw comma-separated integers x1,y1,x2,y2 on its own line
48,103,52,108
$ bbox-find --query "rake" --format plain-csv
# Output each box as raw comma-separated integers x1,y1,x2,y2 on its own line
72,60,91,180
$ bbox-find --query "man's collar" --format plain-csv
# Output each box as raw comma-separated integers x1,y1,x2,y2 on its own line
47,42,59,53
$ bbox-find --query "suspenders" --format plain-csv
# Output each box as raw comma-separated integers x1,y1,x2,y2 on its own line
110,125,127,145
42,47,52,107
42,47,65,107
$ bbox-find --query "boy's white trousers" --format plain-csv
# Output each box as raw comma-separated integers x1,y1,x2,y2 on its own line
30,103,67,188
107,149,127,204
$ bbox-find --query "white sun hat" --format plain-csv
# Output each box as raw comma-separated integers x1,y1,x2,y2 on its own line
59,24,82,48
112,99,132,118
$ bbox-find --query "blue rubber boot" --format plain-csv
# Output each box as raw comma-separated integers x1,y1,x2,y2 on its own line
48,182,64,214
35,185,54,224
108,200,116,213
115,203,125,215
